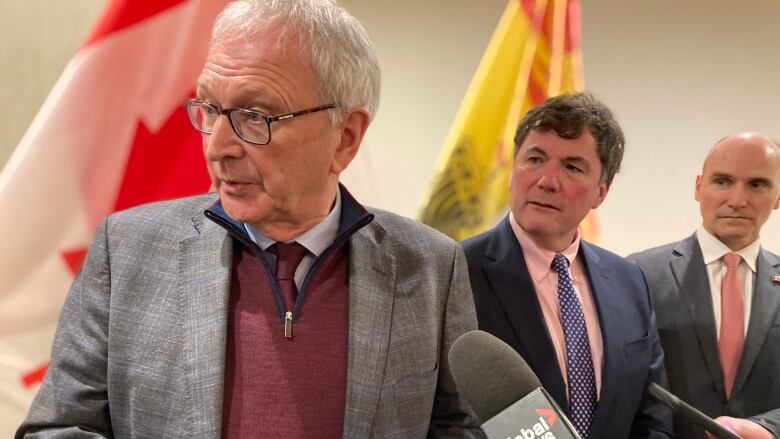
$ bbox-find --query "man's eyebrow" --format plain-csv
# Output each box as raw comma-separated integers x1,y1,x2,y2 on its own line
749,177,773,185
709,172,733,180
193,84,283,111
562,156,589,164
524,145,548,156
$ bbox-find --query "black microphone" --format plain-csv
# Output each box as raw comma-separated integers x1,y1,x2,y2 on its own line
647,383,742,439
449,330,581,439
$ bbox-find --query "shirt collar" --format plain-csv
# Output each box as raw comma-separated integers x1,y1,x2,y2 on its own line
696,226,759,273
244,189,342,256
509,212,582,282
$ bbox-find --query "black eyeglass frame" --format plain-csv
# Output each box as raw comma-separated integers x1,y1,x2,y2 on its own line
185,99,336,145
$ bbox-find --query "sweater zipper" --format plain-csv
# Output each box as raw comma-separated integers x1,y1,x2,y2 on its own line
285,311,293,338
205,208,375,340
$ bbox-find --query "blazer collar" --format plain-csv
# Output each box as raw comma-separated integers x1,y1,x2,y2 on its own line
733,248,780,395
341,216,396,437
180,197,233,437
483,217,568,407
577,241,630,437
671,233,725,396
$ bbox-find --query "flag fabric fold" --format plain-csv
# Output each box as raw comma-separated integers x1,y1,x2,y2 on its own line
0,1,229,433
419,0,595,241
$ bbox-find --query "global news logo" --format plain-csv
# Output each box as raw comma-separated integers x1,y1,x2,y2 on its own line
505,409,558,439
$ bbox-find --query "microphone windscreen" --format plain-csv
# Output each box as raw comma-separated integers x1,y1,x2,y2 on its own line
448,330,542,422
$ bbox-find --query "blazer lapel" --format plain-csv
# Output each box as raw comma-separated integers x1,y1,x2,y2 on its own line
342,221,396,438
732,249,780,395
671,235,725,396
482,219,567,407
577,243,616,437
180,213,233,438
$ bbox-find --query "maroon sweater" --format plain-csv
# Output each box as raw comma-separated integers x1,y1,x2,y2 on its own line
221,243,350,438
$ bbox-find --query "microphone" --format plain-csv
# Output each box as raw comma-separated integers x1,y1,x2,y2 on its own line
647,383,742,439
449,330,581,439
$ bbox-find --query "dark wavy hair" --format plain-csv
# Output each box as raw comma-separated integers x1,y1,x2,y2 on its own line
514,92,624,184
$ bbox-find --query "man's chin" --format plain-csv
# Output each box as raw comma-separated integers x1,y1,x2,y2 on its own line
518,219,558,238
219,198,266,224
712,227,756,249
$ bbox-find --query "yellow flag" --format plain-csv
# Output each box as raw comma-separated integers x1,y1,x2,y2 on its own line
419,0,598,241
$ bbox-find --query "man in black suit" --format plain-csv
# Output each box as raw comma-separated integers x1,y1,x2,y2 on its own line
630,133,780,439
463,93,671,438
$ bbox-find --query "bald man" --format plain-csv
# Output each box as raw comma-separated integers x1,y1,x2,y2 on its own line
630,133,780,439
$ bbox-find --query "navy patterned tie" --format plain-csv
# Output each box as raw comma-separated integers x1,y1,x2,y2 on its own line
551,254,597,438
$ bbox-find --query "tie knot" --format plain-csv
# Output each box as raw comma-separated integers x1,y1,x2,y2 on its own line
723,252,741,270
551,254,570,274
273,242,307,281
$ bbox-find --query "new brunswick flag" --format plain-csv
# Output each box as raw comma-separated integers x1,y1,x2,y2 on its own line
419,0,598,241
0,1,229,434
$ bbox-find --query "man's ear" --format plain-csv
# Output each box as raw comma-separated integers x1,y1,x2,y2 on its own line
695,175,703,202
331,107,371,174
591,182,610,209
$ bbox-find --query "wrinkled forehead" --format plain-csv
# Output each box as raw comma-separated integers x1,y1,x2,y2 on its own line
210,21,304,58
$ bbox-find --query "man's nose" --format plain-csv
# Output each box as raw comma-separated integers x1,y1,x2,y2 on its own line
204,116,244,161
726,184,748,209
536,164,561,192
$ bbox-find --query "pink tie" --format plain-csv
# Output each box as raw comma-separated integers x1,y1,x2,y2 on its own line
719,252,745,398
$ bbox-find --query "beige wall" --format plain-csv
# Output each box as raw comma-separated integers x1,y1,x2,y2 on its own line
0,0,104,167
582,0,780,255
2,0,779,255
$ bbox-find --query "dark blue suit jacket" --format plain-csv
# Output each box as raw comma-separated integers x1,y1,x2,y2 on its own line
462,217,672,438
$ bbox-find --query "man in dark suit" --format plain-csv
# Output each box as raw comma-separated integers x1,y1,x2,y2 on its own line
462,93,672,438
630,133,780,439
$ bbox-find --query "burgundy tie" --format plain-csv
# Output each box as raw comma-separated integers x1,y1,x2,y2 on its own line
719,252,745,398
273,242,307,310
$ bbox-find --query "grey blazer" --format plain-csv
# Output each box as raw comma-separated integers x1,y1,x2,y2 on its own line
630,234,780,438
17,194,483,438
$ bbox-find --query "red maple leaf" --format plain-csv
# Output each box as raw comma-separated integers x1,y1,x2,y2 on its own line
84,0,188,47
61,247,89,276
113,104,211,212
21,363,48,388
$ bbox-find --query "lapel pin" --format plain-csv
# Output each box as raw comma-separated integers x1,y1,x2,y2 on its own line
772,275,780,284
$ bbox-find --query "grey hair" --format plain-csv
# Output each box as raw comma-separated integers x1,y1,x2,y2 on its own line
210,0,381,125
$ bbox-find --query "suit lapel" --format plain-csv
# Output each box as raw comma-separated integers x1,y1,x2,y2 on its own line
180,214,233,438
482,219,567,407
577,243,616,437
342,221,396,438
733,249,780,395
671,235,725,396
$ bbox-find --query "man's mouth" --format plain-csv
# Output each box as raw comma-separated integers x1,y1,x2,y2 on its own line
718,215,750,221
527,201,560,211
218,178,257,193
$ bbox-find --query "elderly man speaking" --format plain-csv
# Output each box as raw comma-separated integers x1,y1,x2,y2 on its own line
16,1,482,438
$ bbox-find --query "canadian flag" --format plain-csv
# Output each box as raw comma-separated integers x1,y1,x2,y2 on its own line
0,1,381,434
0,1,228,434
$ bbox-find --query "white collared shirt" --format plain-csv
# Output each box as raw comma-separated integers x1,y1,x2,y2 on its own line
696,226,758,336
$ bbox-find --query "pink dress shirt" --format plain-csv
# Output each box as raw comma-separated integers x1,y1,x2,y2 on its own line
509,213,604,400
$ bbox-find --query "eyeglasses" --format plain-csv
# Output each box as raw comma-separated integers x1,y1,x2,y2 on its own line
185,99,336,145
